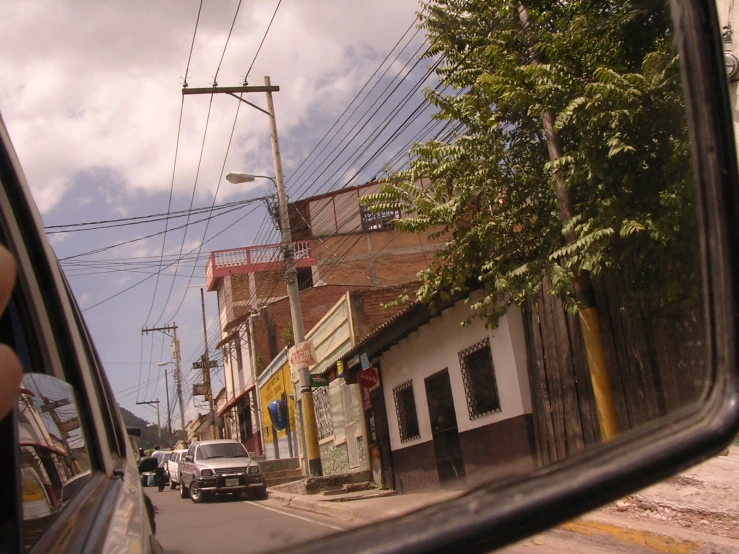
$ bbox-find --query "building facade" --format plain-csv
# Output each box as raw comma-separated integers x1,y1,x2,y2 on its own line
206,179,443,467
331,293,536,492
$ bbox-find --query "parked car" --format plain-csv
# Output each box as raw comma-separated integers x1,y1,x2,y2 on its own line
178,440,266,503
167,449,188,489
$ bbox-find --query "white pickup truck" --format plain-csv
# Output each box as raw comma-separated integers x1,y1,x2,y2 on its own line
167,449,188,489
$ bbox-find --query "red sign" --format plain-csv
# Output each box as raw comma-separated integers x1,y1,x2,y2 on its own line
358,367,379,389
289,340,317,369
362,386,372,410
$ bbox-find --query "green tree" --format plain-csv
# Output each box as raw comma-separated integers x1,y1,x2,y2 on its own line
367,0,697,325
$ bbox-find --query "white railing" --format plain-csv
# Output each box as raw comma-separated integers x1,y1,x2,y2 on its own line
211,241,314,269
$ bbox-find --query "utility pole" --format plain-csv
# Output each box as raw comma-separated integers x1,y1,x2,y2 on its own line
264,75,322,476
137,399,162,443
518,3,618,440
172,326,185,436
199,287,218,440
142,324,186,437
182,77,323,476
157,362,173,437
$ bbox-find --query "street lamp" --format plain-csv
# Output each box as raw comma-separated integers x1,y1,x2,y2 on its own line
156,362,173,437
225,172,276,187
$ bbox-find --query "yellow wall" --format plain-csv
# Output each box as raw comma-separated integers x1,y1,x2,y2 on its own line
259,363,296,444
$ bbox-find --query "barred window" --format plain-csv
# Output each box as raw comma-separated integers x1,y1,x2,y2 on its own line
313,386,333,440
459,338,501,419
393,381,420,442
360,205,401,231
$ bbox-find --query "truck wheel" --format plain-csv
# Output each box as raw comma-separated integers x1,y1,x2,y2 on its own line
190,482,206,504
180,481,190,499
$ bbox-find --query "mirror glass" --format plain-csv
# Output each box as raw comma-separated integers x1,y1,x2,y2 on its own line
312,0,707,498
17,373,91,551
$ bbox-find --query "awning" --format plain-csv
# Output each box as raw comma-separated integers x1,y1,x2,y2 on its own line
224,313,250,332
216,331,239,350
217,383,256,417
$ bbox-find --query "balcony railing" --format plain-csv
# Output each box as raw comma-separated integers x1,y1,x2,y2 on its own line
206,241,315,291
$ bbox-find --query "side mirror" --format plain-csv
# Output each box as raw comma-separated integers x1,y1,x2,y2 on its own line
184,455,193,463
138,456,158,474
126,427,141,437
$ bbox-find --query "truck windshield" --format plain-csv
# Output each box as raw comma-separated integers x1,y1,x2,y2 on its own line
197,443,248,460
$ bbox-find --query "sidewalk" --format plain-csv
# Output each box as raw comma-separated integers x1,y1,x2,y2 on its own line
268,446,739,553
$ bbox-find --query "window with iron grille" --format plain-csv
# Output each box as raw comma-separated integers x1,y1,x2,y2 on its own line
360,205,401,231
459,338,501,419
393,380,420,442
313,386,333,440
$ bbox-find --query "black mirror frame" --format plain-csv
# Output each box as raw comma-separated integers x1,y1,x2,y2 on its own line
281,2,739,553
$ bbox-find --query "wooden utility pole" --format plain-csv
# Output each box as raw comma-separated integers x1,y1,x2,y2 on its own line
519,4,619,440
137,399,162,443
182,77,323,475
143,323,185,436
199,287,218,440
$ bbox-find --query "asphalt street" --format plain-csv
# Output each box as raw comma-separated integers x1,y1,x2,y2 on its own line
147,485,654,554
146,487,347,554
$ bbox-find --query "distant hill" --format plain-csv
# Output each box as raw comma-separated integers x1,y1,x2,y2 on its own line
119,405,187,451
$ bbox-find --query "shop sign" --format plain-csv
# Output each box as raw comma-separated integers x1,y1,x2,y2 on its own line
358,367,379,389
289,340,317,370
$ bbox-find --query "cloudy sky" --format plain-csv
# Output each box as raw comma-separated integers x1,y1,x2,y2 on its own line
0,0,440,426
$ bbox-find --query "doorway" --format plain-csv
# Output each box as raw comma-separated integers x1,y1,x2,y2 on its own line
424,369,465,484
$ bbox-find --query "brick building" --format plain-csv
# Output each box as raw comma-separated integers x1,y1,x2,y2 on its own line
206,179,443,463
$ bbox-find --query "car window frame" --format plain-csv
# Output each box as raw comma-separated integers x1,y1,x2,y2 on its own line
0,115,124,552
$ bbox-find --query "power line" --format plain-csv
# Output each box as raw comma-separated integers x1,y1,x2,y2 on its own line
247,17,423,252
80,203,261,312
183,0,204,88
59,201,258,261
163,88,246,324
243,0,282,83
213,0,243,85
45,199,252,232
152,94,215,326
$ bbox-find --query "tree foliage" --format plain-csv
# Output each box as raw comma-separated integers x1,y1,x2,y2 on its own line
365,0,698,325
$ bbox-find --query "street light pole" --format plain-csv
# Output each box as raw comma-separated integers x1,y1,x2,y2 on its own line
189,76,323,476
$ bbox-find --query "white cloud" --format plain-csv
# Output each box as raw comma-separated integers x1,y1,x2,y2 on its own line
0,0,422,213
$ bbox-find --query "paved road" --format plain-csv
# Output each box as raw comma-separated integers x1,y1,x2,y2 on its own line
148,487,644,554
147,487,346,554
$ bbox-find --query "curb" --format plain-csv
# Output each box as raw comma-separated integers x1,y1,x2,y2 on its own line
268,490,389,522
558,514,739,554
558,518,703,553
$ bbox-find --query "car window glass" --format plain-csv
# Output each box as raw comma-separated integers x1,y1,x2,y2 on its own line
197,443,248,460
0,220,99,552
17,373,92,552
